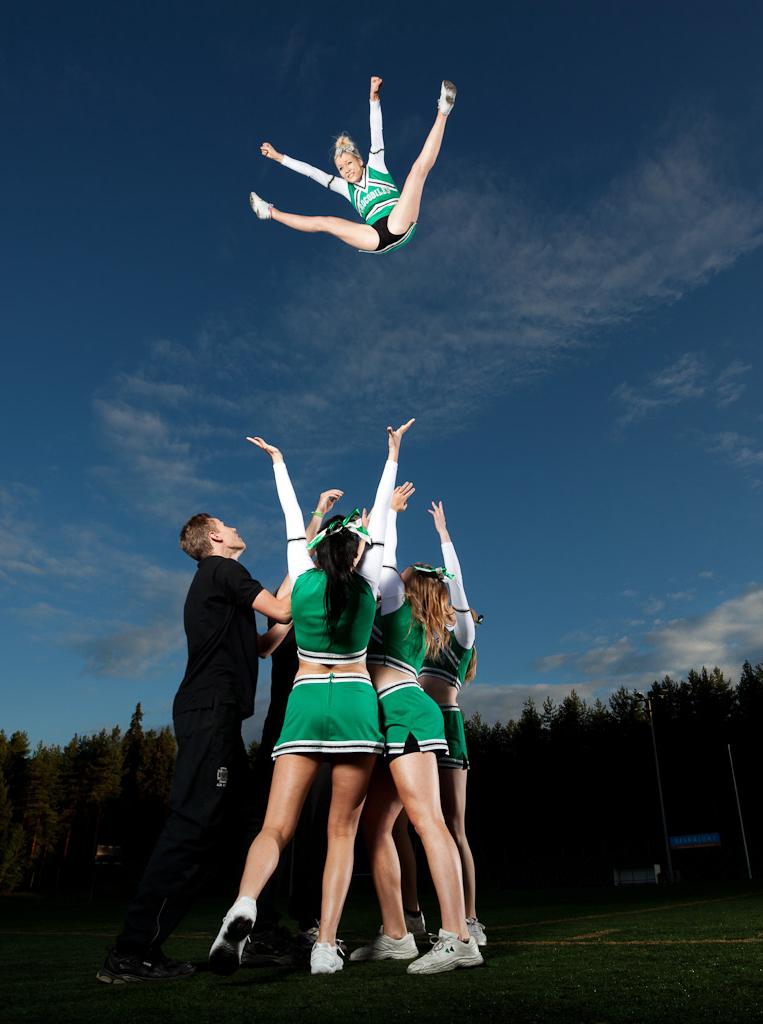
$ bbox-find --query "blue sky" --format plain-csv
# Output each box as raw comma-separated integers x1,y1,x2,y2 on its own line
2,2,763,747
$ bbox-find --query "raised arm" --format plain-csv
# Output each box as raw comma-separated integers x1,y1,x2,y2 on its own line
356,419,414,592
379,482,414,614
429,500,475,649
260,142,350,197
246,436,314,581
368,76,387,173
306,488,344,545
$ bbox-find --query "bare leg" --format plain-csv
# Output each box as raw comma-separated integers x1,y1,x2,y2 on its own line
386,112,449,235
391,753,468,939
238,754,321,899
362,763,407,938
392,809,420,913
317,754,377,945
271,208,379,251
439,768,477,919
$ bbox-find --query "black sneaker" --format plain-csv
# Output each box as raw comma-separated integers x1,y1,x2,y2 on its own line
96,947,196,984
240,927,299,968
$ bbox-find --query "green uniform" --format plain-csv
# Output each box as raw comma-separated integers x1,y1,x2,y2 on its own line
368,600,447,759
438,704,470,770
273,569,384,758
421,633,473,692
421,634,475,770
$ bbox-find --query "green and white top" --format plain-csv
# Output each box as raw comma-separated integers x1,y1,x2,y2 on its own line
280,99,401,225
272,458,398,665
421,633,474,693
367,599,426,679
293,570,377,665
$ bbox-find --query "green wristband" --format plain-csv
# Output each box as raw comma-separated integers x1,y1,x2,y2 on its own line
311,511,323,518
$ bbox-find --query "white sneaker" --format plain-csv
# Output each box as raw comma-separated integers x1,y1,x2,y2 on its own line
208,896,257,976
350,929,419,962
404,910,428,939
406,929,483,975
438,80,457,116
310,941,345,975
249,191,272,219
467,917,487,946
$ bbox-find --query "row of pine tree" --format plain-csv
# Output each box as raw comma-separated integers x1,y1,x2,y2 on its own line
2,662,762,893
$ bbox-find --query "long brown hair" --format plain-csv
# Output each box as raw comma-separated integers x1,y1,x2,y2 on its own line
404,567,453,660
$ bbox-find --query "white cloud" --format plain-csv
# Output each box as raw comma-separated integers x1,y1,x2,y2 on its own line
612,352,752,431
459,681,602,725
91,114,763,520
540,585,763,691
710,431,763,468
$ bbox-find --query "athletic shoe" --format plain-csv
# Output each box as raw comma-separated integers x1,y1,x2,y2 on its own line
406,929,483,975
404,910,428,939
310,941,344,975
96,947,195,984
241,926,299,967
467,917,487,946
350,929,419,962
249,191,272,219
208,896,257,976
438,80,457,116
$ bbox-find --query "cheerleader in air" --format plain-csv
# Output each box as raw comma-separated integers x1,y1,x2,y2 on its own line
350,491,483,974
208,420,413,977
249,75,456,254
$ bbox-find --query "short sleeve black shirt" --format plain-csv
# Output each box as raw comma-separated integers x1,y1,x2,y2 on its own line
173,556,264,718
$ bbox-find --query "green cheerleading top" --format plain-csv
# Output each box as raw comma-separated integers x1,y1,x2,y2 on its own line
279,99,402,226
273,458,398,664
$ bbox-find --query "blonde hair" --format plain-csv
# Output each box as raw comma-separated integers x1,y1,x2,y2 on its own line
405,568,453,660
333,132,362,163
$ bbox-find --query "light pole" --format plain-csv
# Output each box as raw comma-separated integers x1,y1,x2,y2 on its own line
635,691,674,884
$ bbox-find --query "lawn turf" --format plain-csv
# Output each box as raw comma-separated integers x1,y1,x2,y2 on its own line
2,882,762,1024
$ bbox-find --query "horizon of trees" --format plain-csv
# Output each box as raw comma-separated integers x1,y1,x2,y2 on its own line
1,661,762,894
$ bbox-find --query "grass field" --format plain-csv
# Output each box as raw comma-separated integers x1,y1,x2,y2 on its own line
2,880,762,1023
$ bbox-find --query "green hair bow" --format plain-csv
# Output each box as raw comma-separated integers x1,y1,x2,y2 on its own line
307,508,372,551
411,564,454,581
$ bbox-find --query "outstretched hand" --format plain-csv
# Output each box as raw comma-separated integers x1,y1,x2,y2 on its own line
316,488,344,516
427,500,450,540
260,142,283,162
391,482,415,512
387,418,415,461
246,436,284,463
370,76,383,101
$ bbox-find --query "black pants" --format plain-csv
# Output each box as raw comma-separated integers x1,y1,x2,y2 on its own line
116,700,251,955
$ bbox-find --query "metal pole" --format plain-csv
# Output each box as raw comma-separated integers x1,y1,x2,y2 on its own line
728,743,752,881
647,698,674,884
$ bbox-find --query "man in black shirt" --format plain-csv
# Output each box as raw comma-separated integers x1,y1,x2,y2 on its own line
97,513,291,984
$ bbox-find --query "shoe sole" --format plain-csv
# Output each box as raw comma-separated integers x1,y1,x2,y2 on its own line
441,81,457,105
96,969,192,984
407,953,484,976
248,192,270,219
310,964,343,974
209,915,254,976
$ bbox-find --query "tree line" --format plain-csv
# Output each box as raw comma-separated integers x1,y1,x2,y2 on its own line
2,662,762,894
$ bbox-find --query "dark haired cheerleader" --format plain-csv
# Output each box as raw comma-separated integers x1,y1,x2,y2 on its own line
208,420,413,977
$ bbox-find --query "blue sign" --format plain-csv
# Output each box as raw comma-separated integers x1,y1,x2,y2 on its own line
669,832,721,849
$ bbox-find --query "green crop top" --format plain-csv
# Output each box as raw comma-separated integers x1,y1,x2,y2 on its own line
292,569,377,665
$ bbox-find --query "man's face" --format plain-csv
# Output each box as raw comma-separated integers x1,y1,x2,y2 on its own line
211,518,246,552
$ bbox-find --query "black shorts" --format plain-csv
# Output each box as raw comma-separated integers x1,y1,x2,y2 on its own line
365,216,417,254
